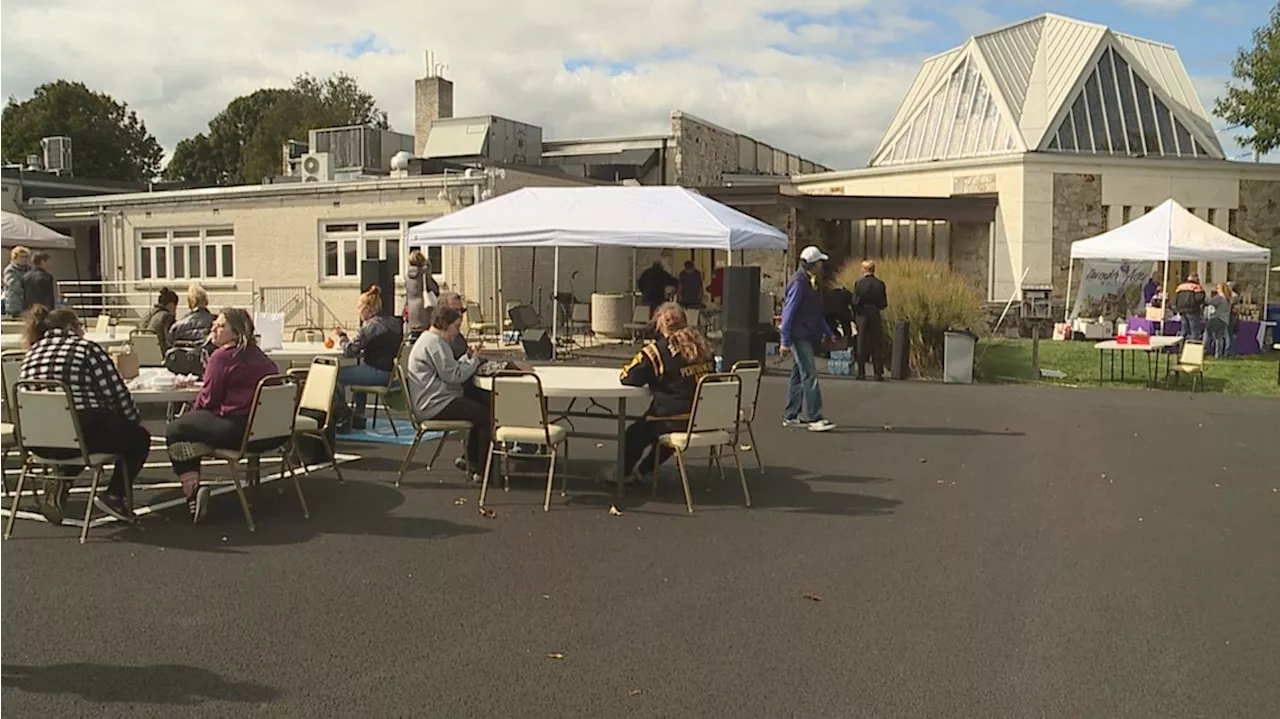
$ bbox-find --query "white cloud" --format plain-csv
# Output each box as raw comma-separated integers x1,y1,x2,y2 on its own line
1119,0,1196,11
0,0,931,171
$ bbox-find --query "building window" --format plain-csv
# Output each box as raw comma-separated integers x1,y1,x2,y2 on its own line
1100,205,1110,231
137,228,235,281
1228,208,1238,235
1122,206,1131,224
319,220,441,281
1207,208,1218,227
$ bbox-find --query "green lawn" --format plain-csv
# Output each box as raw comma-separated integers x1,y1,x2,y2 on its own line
975,338,1280,397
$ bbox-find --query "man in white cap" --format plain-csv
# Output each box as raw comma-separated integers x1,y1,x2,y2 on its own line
779,245,836,432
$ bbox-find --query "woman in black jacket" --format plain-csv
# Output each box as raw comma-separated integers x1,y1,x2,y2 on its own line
167,284,216,346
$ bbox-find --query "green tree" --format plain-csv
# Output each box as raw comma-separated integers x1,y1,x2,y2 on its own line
1,80,164,182
1215,3,1280,155
165,73,390,185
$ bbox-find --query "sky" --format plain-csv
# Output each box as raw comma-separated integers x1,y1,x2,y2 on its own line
0,0,1274,172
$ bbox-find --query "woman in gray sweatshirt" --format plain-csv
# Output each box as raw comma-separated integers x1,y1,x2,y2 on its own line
404,305,490,474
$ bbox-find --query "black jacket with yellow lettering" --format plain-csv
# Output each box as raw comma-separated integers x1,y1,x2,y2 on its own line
620,339,714,420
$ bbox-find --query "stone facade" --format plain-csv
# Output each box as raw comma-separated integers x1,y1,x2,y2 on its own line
1234,179,1280,299
1051,173,1104,298
670,112,741,187
950,221,990,293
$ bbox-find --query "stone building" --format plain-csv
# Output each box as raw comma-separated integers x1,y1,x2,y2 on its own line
791,13,1280,308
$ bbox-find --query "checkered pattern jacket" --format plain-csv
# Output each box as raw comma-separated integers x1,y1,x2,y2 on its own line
18,327,140,422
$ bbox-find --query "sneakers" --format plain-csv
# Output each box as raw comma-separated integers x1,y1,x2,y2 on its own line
38,479,70,525
93,493,133,522
187,485,210,524
783,418,837,432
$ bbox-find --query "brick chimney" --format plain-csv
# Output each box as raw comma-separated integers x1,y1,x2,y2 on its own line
415,52,454,157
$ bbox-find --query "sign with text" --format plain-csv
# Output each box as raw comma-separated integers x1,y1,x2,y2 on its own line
1070,261,1151,320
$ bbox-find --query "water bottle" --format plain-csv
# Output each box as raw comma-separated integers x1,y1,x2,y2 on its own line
714,355,723,372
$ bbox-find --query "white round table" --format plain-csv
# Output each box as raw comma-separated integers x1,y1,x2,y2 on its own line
127,368,202,404
263,342,348,370
0,331,132,351
474,366,650,495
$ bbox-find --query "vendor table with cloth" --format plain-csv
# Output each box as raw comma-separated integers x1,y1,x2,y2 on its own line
473,366,650,496
1124,317,1271,355
1094,337,1183,387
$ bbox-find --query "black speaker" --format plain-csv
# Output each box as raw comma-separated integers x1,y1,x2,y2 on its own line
721,328,765,370
521,328,554,361
890,319,910,380
360,259,395,317
721,266,761,331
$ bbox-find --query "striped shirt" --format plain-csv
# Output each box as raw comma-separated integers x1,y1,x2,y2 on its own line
18,328,139,422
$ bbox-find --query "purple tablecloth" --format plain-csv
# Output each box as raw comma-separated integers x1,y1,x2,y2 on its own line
1125,317,1266,355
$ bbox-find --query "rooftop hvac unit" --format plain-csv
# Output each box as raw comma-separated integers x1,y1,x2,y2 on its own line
41,136,72,175
300,152,333,183
281,140,309,175
308,126,414,173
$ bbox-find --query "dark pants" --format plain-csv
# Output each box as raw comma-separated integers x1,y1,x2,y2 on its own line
646,300,664,318
44,409,151,497
434,396,492,470
825,313,853,341
165,410,248,475
855,310,884,378
623,418,685,477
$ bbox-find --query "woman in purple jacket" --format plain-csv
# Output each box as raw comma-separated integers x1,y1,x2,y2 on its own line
164,308,278,523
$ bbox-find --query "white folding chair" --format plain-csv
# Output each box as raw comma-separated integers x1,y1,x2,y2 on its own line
129,329,167,367
290,357,345,483
654,374,750,514
623,305,651,344
1,350,25,425
480,371,569,511
4,380,136,544
181,376,304,531
731,360,764,473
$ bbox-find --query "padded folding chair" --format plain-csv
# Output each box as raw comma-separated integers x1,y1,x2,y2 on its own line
4,380,136,544
129,329,167,367
393,361,473,487
290,357,345,483
730,360,764,473
653,374,751,514
173,376,305,531
480,371,569,511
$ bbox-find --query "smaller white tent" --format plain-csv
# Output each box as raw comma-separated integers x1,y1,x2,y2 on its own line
1,211,74,250
406,185,787,250
1067,199,1271,317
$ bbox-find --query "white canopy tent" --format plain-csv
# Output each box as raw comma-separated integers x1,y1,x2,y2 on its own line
1,210,74,249
1066,199,1272,318
406,186,789,346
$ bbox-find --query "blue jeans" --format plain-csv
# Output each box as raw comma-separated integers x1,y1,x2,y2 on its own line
1180,315,1201,341
784,340,823,422
337,364,392,417
1204,320,1229,358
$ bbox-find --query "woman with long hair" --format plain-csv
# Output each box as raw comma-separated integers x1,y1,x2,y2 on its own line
1205,282,1234,357
618,302,715,483
333,285,404,430
167,283,216,347
164,308,279,523
18,305,151,523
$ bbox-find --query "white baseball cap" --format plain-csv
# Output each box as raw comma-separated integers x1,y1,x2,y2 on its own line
799,245,829,263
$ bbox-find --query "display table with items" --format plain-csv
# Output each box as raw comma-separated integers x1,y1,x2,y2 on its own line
1093,335,1183,387
1124,317,1272,355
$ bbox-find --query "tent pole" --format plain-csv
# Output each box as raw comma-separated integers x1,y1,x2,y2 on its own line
552,247,561,356
1064,259,1074,321
1263,253,1271,322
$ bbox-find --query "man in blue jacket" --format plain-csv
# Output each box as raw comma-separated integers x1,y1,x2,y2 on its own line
780,245,836,432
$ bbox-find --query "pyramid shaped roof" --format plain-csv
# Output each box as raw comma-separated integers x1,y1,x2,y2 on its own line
870,14,1224,167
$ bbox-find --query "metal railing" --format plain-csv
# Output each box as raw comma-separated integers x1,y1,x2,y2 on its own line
57,279,256,321
256,286,348,330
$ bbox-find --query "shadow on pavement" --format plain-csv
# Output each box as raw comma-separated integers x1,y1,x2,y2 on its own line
1,663,278,705
843,424,1026,437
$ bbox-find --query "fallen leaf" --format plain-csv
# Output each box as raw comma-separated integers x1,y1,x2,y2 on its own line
802,592,823,602
608,505,624,516
542,594,551,600
935,480,945,484
1214,483,1220,488
1101,473,1107,479
546,653,565,660
628,689,643,697
478,507,496,519
453,497,467,505
918,458,927,463
595,443,605,448
883,424,892,431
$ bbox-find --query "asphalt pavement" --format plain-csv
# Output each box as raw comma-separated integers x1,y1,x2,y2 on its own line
2,377,1277,718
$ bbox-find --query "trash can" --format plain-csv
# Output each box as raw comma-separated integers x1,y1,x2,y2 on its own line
943,330,978,384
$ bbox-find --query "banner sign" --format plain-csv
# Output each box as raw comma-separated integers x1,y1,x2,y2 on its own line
1070,261,1151,320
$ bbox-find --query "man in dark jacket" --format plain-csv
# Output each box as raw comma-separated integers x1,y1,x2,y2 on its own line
1173,272,1206,340
780,245,835,432
637,261,677,317
20,251,56,311
851,259,889,380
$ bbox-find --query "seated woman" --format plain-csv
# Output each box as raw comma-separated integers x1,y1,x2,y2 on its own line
619,302,715,483
18,305,151,523
404,305,489,478
167,283,215,347
142,287,179,352
165,308,278,523
333,285,403,430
